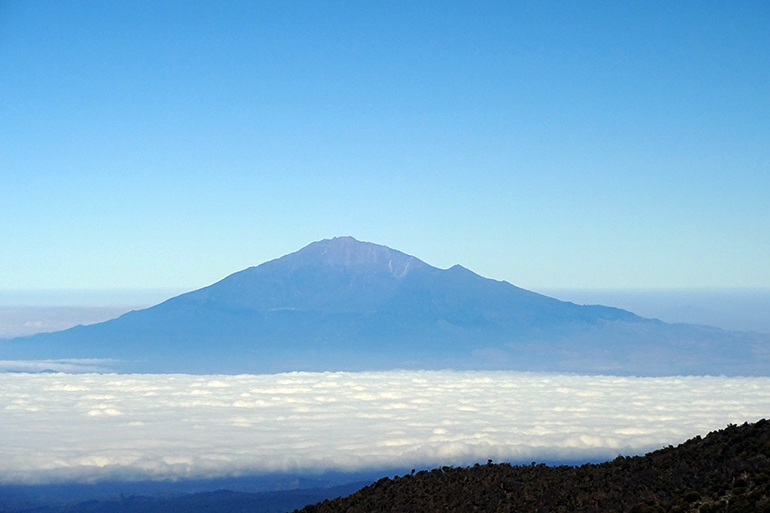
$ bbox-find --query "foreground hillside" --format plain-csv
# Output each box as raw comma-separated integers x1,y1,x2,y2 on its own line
299,419,770,513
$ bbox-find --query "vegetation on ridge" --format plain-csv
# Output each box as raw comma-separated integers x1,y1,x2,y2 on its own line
298,419,770,513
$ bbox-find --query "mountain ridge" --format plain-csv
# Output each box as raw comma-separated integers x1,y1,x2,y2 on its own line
2,237,768,375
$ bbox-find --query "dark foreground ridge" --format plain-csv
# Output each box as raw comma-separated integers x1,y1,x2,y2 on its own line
4,236,769,375
299,419,770,513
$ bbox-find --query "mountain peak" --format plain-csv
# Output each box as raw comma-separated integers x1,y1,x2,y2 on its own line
6,236,768,376
284,236,430,278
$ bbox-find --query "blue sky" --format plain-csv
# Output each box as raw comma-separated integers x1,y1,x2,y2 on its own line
2,1,768,293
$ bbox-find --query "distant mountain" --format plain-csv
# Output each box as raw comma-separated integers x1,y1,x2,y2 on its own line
298,419,770,513
0,481,370,513
2,237,769,374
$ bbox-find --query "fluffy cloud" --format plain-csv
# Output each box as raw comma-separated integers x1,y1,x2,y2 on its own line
0,370,768,484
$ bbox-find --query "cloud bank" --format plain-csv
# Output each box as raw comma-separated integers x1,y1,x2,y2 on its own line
1,371,768,484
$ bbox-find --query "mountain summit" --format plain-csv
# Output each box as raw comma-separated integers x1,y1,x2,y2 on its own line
180,237,432,315
3,237,769,375
278,236,429,276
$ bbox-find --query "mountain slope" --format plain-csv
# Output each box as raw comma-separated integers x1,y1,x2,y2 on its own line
2,237,768,374
298,419,770,513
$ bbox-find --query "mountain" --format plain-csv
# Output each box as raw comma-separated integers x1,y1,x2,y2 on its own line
297,419,770,513
2,237,769,374
0,481,371,513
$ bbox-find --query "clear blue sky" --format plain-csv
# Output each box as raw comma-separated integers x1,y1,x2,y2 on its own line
2,1,768,293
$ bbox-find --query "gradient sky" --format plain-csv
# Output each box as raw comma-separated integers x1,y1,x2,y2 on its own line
2,1,768,293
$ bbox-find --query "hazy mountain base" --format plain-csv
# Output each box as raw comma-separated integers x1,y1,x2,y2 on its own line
542,288,770,335
4,314,766,376
0,307,138,340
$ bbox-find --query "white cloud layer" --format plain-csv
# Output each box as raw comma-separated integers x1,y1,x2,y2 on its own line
1,371,768,484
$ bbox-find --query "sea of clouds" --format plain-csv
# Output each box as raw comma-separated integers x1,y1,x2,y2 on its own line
1,370,768,484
